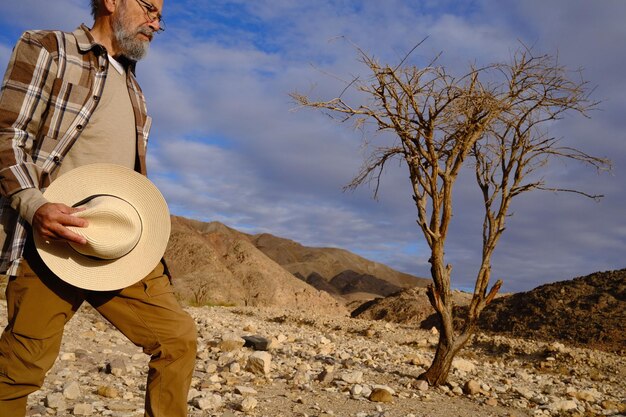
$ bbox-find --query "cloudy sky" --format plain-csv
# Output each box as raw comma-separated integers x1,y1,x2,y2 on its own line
1,0,624,293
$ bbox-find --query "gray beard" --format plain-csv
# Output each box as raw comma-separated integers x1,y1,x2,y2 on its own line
112,13,151,61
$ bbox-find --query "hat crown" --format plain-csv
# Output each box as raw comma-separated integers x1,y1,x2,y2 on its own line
68,195,142,260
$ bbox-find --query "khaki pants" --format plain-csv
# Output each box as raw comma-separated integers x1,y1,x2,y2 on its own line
0,240,197,417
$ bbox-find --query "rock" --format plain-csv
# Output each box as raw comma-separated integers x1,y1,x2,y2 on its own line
243,335,277,351
192,394,223,411
60,352,76,361
235,386,258,396
548,399,578,411
97,386,119,398
601,400,626,412
485,397,498,406
452,358,476,373
73,403,94,415
406,353,428,366
463,379,482,395
106,357,128,376
569,390,598,402
414,380,429,392
238,396,258,412
106,401,139,411
547,342,567,353
187,388,201,401
316,367,335,384
219,333,246,352
369,387,393,403
514,386,534,400
63,381,81,400
350,384,363,397
229,361,241,373
340,371,363,384
246,351,272,375
45,392,66,410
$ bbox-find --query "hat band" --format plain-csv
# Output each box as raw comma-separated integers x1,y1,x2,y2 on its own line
67,195,143,260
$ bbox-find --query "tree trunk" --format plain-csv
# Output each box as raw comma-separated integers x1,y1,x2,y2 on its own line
418,316,471,385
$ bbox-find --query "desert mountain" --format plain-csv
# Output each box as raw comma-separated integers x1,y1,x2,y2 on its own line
164,216,346,314
476,268,626,353
165,216,429,308
250,233,430,298
352,269,625,353
351,287,472,325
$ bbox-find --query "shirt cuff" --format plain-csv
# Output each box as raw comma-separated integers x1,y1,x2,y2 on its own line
10,188,49,225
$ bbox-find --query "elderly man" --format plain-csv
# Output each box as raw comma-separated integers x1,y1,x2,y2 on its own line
0,1,197,416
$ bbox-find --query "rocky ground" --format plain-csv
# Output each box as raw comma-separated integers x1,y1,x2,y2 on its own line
0,300,624,417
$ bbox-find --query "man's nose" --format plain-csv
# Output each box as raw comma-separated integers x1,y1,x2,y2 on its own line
148,19,160,33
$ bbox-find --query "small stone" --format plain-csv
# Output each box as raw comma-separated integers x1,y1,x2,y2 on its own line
235,386,258,396
369,387,393,403
601,400,622,411
350,384,363,396
106,358,127,376
60,352,76,361
414,380,429,392
105,401,138,411
485,398,498,406
229,361,241,373
246,351,272,375
97,386,119,398
219,333,245,352
340,371,363,384
316,368,335,384
364,327,376,337
243,335,277,351
570,390,598,403
238,396,258,412
73,403,94,415
549,399,578,411
463,379,481,396
406,354,428,366
193,394,223,411
63,381,81,400
45,393,66,410
514,386,534,400
452,358,476,373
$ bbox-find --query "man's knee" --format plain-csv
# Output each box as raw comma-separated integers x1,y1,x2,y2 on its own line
151,313,197,363
0,331,61,390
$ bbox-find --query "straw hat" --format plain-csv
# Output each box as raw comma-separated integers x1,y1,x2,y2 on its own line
34,163,171,291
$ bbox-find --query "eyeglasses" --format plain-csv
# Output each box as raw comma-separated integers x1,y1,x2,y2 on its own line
134,0,166,32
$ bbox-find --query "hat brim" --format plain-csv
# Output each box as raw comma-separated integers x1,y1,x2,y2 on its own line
34,164,171,291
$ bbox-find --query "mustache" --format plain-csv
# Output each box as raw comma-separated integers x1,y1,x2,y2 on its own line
136,27,155,41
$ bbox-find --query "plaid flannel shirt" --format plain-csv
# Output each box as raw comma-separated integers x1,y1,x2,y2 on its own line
0,25,152,275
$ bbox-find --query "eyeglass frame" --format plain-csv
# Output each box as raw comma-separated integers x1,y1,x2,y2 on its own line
133,0,166,32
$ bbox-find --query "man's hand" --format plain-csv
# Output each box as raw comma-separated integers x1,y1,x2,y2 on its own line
32,203,88,244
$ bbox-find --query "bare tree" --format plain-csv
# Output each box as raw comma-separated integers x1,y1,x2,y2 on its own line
291,44,609,385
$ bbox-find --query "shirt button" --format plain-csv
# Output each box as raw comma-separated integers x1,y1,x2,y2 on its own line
93,95,99,101
53,156,60,164
76,124,83,130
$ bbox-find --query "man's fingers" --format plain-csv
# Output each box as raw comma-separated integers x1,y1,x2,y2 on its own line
52,224,87,245
58,211,89,228
33,202,89,244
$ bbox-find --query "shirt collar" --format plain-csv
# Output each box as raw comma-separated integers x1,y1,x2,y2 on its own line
73,24,137,74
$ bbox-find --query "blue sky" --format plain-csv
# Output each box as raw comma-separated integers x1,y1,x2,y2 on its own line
1,0,625,293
